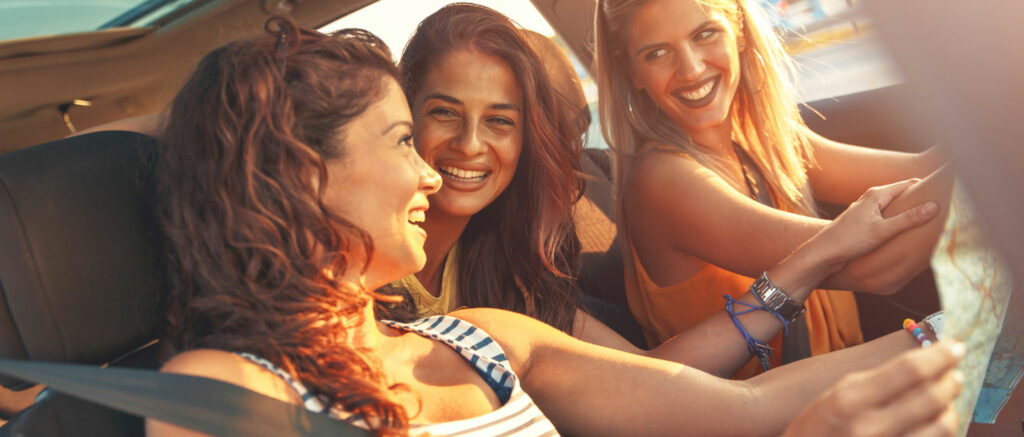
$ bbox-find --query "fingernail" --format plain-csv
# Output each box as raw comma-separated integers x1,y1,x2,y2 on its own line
952,370,964,384
950,342,966,358
920,202,938,216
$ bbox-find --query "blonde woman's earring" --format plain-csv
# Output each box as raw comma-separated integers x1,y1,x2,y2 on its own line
627,89,644,126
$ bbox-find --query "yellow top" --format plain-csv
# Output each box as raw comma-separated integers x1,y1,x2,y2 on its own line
392,244,460,317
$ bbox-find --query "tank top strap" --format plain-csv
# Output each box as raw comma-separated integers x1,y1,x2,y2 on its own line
234,352,371,427
383,315,515,403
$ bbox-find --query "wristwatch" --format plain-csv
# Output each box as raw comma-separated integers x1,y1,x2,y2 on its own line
923,311,944,340
750,272,806,323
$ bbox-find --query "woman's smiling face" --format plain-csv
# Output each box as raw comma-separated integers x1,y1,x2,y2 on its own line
411,48,523,218
627,0,743,140
323,78,441,285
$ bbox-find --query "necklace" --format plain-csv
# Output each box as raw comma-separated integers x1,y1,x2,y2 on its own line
732,142,775,208
732,142,759,201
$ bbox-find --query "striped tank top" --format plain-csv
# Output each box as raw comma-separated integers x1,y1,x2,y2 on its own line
237,315,558,436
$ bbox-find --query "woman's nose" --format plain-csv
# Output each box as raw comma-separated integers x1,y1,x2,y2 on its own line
418,155,442,194
674,44,705,81
452,121,486,156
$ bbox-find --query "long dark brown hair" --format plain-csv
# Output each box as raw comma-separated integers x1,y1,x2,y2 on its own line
158,17,410,434
400,4,586,333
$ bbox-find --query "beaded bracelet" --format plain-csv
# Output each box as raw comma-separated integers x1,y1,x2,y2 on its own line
903,318,933,348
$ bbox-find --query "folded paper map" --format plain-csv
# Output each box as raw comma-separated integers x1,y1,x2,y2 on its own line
931,180,1019,435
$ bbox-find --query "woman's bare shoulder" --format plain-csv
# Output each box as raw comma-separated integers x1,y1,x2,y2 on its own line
448,308,549,341
448,308,572,374
149,349,302,436
623,144,736,224
625,145,710,194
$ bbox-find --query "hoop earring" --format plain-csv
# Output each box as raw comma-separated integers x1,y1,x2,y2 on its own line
627,89,643,126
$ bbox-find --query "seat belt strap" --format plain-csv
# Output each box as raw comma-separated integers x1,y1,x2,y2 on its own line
0,359,370,436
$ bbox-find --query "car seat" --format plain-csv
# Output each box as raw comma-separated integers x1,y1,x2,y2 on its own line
0,131,163,435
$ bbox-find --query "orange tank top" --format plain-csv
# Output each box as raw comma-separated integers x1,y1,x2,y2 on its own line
623,238,863,379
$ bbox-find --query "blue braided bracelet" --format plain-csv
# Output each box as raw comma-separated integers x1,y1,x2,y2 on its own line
724,294,791,371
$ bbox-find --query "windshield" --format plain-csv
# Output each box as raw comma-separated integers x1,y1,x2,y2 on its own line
0,0,199,42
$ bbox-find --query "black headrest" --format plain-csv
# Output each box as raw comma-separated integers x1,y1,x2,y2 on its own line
0,131,162,389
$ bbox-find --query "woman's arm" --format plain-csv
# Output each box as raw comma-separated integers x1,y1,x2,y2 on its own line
624,151,946,290
804,128,945,205
458,308,962,436
783,343,963,436
589,179,939,376
624,151,824,285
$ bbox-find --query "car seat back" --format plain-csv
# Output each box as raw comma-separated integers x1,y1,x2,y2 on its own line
0,131,163,434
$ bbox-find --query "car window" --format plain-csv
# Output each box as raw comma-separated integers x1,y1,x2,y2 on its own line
321,1,556,59
766,0,903,102
0,0,201,42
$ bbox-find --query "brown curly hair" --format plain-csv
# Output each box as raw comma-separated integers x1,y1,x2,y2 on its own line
399,4,586,333
157,17,410,434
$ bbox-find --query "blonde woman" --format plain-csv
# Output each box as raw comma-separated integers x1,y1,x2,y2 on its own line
595,0,951,377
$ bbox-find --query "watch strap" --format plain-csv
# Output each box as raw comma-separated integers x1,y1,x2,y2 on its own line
750,272,805,323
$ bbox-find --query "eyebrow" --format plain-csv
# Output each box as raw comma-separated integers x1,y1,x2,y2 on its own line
381,120,413,136
424,92,520,113
424,93,460,105
633,20,715,57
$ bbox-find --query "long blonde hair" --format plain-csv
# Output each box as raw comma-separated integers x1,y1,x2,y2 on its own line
596,0,817,215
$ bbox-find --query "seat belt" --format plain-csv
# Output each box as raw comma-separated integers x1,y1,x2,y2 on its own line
0,359,371,436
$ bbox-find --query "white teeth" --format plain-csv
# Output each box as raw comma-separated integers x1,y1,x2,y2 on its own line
408,209,425,224
679,80,715,101
439,166,488,181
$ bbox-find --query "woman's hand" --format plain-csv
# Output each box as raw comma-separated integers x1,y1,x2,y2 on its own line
784,342,965,437
805,179,940,275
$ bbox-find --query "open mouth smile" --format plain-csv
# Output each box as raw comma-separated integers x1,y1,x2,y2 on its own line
673,77,719,109
438,165,490,183
408,209,426,225
407,207,428,237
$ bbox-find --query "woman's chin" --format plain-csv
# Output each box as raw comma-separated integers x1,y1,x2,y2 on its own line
394,254,427,281
430,190,499,219
411,252,428,274
432,199,489,219
362,253,426,288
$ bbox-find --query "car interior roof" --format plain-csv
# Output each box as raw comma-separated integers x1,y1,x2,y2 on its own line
0,0,377,153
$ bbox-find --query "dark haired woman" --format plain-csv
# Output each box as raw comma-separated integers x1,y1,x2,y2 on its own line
394,3,658,353
390,3,586,335
146,19,964,437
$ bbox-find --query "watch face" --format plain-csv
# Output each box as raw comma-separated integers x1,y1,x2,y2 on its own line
925,313,944,339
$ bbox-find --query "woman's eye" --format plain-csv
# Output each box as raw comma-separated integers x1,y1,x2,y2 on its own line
695,29,717,41
399,134,414,148
489,116,515,127
428,107,457,119
644,48,668,62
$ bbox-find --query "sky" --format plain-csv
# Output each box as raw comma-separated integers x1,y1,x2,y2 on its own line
318,0,556,60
